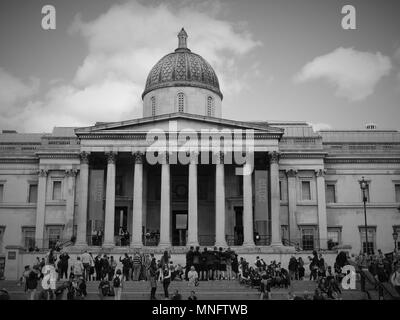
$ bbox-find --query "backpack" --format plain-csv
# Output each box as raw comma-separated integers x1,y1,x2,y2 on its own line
113,276,121,288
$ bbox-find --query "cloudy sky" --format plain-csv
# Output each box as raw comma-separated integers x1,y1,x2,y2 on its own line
0,0,400,133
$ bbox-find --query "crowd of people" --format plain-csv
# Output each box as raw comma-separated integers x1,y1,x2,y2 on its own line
12,245,400,300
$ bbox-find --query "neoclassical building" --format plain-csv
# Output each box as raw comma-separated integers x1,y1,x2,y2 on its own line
1,29,400,278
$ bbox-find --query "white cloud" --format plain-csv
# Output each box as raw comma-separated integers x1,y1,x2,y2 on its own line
294,48,392,101
1,1,261,132
0,68,39,117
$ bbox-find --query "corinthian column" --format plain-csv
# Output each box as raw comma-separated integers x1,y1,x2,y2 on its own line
286,169,298,244
103,152,117,248
35,169,48,249
242,163,254,247
269,151,282,246
75,152,89,247
64,169,78,241
215,152,227,247
187,154,199,247
131,152,144,248
316,169,328,250
159,153,171,248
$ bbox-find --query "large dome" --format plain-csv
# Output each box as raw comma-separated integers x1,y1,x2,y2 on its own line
142,28,223,99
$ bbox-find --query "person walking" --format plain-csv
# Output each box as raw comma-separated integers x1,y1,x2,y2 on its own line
187,266,199,287
113,269,124,300
81,251,93,281
120,253,131,281
72,257,84,279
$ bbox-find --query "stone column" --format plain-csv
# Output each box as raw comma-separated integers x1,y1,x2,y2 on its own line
286,169,298,244
269,151,282,246
242,163,255,247
316,169,328,250
64,169,78,241
187,154,199,246
159,153,171,247
103,152,117,248
75,152,89,247
35,169,48,249
215,152,227,247
131,152,144,248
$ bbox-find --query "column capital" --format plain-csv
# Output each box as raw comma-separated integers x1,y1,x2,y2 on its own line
269,151,280,164
315,169,327,178
64,169,79,177
132,151,144,164
106,151,117,164
286,169,298,178
80,151,90,164
37,169,48,177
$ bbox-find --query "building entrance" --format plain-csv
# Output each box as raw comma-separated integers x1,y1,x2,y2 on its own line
172,211,188,246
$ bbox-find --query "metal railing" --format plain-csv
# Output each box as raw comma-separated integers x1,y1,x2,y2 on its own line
359,268,400,300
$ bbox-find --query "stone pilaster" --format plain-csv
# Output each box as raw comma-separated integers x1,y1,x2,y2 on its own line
316,169,328,250
215,152,227,247
75,152,89,247
269,151,282,246
131,152,144,248
103,152,117,248
286,169,298,244
35,169,48,249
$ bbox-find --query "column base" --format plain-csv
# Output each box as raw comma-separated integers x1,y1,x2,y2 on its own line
214,242,227,248
102,242,115,249
242,242,255,248
270,241,283,247
187,242,199,248
130,243,143,250
158,242,171,249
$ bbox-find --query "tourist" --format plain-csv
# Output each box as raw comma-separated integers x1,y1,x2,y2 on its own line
101,255,110,280
390,262,400,295
185,246,194,281
161,264,171,299
188,290,198,300
120,253,131,281
171,289,182,300
58,251,70,280
25,266,40,300
132,251,142,281
192,246,201,276
113,269,123,300
225,247,233,280
200,247,208,281
297,257,305,280
72,256,84,279
109,256,117,281
149,259,158,300
94,254,103,281
212,247,220,280
187,266,199,287
81,250,92,281
288,256,298,280
219,247,227,280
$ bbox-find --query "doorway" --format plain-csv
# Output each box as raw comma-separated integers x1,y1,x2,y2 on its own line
172,211,187,246
115,207,128,245
234,207,244,246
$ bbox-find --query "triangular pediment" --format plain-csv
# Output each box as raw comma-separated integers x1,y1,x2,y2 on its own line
75,113,283,136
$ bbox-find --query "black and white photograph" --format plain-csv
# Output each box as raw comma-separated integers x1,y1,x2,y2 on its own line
0,0,399,311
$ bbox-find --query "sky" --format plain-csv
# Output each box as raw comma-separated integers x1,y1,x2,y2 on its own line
0,0,399,133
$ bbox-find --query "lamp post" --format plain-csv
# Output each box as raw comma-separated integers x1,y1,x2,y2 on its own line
359,177,369,255
393,231,398,251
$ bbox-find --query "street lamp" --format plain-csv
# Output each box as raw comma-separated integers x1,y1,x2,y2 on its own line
359,177,369,255
393,231,398,251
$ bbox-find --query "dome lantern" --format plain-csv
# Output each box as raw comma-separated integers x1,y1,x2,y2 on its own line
176,28,190,52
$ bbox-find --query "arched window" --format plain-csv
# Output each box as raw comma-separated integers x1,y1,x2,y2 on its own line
177,92,185,112
151,96,156,116
207,96,213,116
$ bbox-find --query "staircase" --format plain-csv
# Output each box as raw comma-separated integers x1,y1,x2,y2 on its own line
0,280,260,300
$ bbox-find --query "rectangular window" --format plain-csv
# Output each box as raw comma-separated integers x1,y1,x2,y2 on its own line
52,181,62,200
301,181,311,200
301,227,315,250
326,184,336,203
395,184,400,203
238,175,243,196
279,181,282,201
360,227,375,255
116,176,123,196
47,226,62,249
327,228,341,249
22,227,35,250
28,184,38,203
0,184,4,202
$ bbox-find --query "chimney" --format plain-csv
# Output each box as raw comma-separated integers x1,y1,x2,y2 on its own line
365,123,377,130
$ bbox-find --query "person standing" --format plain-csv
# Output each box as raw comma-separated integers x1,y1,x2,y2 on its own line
390,262,400,295
120,253,131,281
185,246,194,281
109,256,117,281
161,264,171,299
26,266,40,300
187,266,199,287
113,269,124,300
58,251,70,280
72,256,84,279
149,258,158,300
81,251,93,281
132,252,142,281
